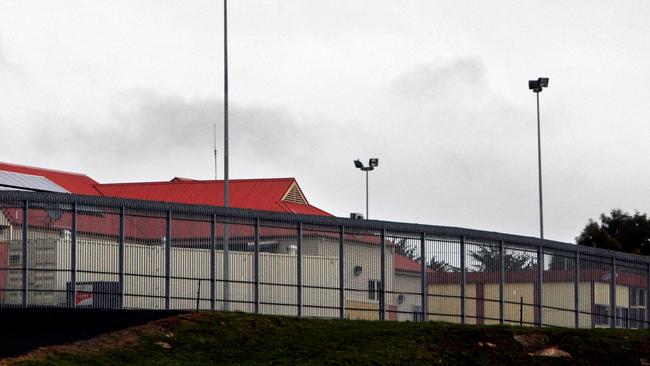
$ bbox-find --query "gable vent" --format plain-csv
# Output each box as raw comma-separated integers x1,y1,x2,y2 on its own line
281,182,307,205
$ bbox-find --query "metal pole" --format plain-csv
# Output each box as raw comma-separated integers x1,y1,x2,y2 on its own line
223,0,229,206
254,218,260,314
210,214,216,311
297,223,303,318
574,250,580,328
365,170,369,219
71,202,77,308
536,91,544,240
380,229,386,321
21,200,28,308
611,257,617,328
499,240,505,325
119,207,125,309
338,225,345,319
460,236,466,324
646,263,650,329
420,232,426,322
165,211,171,310
222,0,231,315
537,241,544,327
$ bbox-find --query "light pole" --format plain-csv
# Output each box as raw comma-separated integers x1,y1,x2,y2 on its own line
354,158,379,219
528,77,549,239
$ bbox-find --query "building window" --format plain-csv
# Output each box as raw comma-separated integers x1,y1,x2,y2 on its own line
594,304,609,326
368,280,381,301
616,307,629,328
412,305,424,322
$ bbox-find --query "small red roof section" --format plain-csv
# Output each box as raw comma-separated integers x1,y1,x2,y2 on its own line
394,253,432,274
96,178,331,216
0,162,101,196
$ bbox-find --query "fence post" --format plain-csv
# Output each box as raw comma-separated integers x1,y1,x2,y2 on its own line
420,232,426,322
611,257,617,328
646,263,650,329
537,241,544,327
499,240,505,325
21,200,28,308
574,250,580,328
338,225,345,320
119,206,125,309
223,222,230,311
165,211,171,310
297,222,303,318
71,202,77,308
254,218,260,314
460,235,466,325
380,229,386,321
210,214,216,311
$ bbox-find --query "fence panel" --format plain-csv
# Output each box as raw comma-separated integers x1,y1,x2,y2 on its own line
343,227,383,320
542,248,576,327
425,235,462,324
2,192,650,330
615,260,648,329
0,201,25,308
170,213,212,310
75,205,121,309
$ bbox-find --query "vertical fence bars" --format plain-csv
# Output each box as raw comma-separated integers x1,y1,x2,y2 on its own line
21,200,28,308
5,192,650,330
339,225,345,319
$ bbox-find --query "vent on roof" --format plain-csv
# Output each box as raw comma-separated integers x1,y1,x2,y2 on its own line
281,182,307,205
0,170,69,193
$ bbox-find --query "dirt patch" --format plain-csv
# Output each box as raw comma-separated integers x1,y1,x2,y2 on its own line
513,334,549,347
529,346,571,358
0,312,201,365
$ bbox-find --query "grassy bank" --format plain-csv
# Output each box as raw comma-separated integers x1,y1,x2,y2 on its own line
5,311,650,365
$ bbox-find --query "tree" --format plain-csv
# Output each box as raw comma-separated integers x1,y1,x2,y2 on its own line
426,256,460,272
469,245,535,272
394,239,459,272
576,209,650,255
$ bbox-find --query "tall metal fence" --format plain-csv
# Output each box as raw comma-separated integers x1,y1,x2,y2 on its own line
0,191,648,329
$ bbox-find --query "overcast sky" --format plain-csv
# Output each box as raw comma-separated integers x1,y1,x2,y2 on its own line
1,1,648,243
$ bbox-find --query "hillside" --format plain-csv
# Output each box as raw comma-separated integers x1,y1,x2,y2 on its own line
4,311,650,365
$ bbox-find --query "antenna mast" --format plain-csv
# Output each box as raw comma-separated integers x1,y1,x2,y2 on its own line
213,120,218,180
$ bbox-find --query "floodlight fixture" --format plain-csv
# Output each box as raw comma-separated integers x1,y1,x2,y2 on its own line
354,159,363,169
529,77,549,93
369,158,379,168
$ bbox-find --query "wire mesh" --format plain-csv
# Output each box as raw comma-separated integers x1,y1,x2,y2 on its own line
301,224,340,318
170,213,212,310
425,235,462,324
343,227,383,320
542,248,576,327
0,202,24,308
615,260,648,329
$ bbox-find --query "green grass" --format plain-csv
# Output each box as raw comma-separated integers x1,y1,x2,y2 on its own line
9,312,650,365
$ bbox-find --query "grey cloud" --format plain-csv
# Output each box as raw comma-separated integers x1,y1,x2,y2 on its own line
392,59,486,100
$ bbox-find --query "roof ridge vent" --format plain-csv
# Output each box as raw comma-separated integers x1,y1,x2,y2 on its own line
281,182,307,205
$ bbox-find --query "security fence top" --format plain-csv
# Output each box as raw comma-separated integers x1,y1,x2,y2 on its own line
1,190,649,265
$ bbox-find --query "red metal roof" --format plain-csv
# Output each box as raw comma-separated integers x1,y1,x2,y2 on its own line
0,162,101,196
0,162,332,216
95,179,331,216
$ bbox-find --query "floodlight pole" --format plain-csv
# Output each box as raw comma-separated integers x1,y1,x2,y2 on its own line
536,91,544,240
223,0,230,311
365,169,369,220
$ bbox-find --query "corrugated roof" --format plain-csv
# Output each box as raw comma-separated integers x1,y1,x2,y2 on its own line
0,162,101,195
95,178,331,215
0,162,332,216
